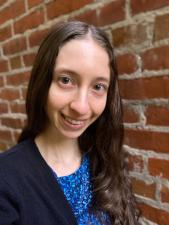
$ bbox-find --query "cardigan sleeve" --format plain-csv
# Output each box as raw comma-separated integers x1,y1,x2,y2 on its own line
0,175,20,225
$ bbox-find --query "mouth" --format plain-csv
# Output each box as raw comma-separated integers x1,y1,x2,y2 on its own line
61,113,86,126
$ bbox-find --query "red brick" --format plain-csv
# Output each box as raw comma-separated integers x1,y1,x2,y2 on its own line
72,0,125,26
0,130,12,142
14,8,45,34
0,76,4,87
1,117,23,129
0,88,20,101
154,13,169,41
138,203,169,225
71,9,98,26
23,53,36,67
116,53,137,75
131,0,169,15
142,45,169,70
0,142,8,152
47,0,92,20
0,0,25,25
10,56,22,70
27,0,43,8
131,178,156,199
161,185,169,203
3,37,27,55
0,59,8,73
0,0,6,6
29,28,49,47
128,154,144,172
123,106,139,123
148,158,169,179
21,87,28,100
112,24,147,47
0,24,12,42
0,5,12,25
6,72,30,86
145,106,169,126
119,76,169,100
0,102,8,114
10,0,25,19
124,129,169,153
99,0,125,26
10,102,26,114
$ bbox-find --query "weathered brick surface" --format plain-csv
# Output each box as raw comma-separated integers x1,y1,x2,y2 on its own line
0,88,20,101
154,13,169,41
46,0,92,19
73,0,125,27
29,28,49,47
124,129,169,153
132,178,156,199
0,59,8,73
161,185,169,203
10,102,26,114
116,53,137,75
0,76,4,87
1,117,23,129
0,130,12,142
119,76,169,99
131,0,169,15
112,24,147,47
23,53,36,67
0,24,12,42
141,45,169,70
27,0,43,8
0,0,25,25
10,56,22,70
123,106,140,123
0,102,8,114
6,72,30,86
3,37,27,55
145,106,169,126
139,203,169,225
0,0,169,224
148,158,169,179
14,8,45,34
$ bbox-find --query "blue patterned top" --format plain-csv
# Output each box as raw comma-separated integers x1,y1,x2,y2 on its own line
51,154,110,225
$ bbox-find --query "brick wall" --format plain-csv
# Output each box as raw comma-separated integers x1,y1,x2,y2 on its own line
0,0,169,224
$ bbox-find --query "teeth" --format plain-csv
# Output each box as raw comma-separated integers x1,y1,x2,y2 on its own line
64,115,83,125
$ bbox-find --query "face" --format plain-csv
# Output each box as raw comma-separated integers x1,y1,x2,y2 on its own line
45,37,110,140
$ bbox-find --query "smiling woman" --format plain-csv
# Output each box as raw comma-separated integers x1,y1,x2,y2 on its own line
46,38,110,141
0,21,140,225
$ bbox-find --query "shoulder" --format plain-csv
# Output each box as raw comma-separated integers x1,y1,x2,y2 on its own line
0,139,33,165
0,139,38,178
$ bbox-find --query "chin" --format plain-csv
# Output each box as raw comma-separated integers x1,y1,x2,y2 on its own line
58,125,90,139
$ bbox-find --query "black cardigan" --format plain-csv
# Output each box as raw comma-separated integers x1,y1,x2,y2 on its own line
0,139,78,225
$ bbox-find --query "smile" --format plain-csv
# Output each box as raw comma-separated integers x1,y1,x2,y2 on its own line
61,114,85,126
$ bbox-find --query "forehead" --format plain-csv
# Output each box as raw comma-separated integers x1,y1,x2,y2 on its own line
54,38,110,80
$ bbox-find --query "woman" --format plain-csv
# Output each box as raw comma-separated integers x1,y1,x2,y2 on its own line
0,21,139,225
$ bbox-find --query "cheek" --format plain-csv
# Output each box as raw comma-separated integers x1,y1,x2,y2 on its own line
47,84,68,110
91,97,107,117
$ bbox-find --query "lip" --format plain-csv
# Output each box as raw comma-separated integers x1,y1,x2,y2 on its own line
60,113,87,130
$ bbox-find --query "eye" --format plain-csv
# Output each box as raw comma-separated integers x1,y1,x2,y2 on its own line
93,83,108,92
59,76,71,84
57,75,76,89
92,83,108,97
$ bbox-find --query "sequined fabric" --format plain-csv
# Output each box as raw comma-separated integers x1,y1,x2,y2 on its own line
52,154,109,225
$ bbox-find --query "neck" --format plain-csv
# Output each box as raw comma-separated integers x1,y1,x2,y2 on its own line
35,128,81,164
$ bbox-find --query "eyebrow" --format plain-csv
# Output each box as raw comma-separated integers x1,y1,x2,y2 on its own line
54,67,110,84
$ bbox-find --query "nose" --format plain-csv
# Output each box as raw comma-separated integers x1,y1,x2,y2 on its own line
70,90,90,116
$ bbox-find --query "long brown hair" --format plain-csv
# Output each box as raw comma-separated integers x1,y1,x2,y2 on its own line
18,21,140,224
